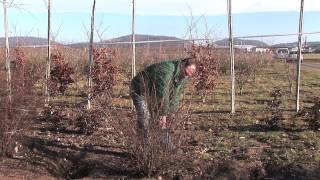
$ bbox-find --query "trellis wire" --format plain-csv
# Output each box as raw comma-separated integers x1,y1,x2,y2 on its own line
2,31,320,48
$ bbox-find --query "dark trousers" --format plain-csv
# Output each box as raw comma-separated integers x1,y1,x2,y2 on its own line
131,93,174,151
131,93,150,151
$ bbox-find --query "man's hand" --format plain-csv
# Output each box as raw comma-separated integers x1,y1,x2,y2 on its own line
159,116,167,129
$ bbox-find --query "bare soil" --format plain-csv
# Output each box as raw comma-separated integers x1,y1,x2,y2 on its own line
1,102,320,179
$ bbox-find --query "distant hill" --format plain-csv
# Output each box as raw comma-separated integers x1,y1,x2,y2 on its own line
214,38,269,47
109,34,181,42
272,41,320,48
0,36,58,47
68,34,186,48
272,42,297,48
4,35,302,50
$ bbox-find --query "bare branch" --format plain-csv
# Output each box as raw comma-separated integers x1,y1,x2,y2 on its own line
1,0,37,18
82,22,90,41
95,23,109,42
43,0,48,8
52,22,63,42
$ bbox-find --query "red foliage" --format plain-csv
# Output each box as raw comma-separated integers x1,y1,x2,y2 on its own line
14,48,27,67
13,48,30,89
49,49,74,95
187,43,219,100
92,48,118,97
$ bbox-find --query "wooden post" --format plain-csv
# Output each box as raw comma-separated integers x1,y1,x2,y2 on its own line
132,0,136,78
227,0,235,113
45,0,51,107
87,0,96,110
3,0,12,104
296,0,304,112
131,0,136,109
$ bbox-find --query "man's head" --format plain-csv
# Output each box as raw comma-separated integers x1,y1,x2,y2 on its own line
181,58,197,77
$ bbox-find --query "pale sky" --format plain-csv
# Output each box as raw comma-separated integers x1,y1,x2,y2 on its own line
1,0,319,43
2,0,320,15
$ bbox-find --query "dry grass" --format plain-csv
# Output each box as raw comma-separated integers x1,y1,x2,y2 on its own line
304,53,320,63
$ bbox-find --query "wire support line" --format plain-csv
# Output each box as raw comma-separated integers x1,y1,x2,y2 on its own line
1,31,320,48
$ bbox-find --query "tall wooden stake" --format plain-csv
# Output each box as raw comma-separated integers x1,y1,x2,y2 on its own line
87,0,96,110
3,0,12,104
132,0,136,78
131,0,136,109
45,0,51,107
296,0,304,112
227,0,235,113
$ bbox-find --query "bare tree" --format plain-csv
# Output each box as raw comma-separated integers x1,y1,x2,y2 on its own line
184,6,203,41
94,19,109,42
81,22,90,41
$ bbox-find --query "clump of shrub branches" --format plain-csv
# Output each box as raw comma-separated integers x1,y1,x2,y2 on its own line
1,47,41,157
265,88,283,129
218,51,272,95
298,99,320,130
49,48,74,95
308,99,320,130
110,106,194,177
234,52,262,96
40,103,103,136
187,43,219,102
284,63,295,94
69,48,118,135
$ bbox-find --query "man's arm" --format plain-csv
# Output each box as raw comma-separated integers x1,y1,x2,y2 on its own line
169,79,188,113
154,63,175,116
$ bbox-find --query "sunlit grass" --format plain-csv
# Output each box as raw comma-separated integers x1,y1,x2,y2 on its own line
46,58,319,114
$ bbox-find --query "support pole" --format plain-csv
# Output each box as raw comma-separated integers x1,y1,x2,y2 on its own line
87,0,96,110
131,0,136,109
227,0,235,113
296,0,304,112
3,0,11,104
132,0,136,78
45,0,51,107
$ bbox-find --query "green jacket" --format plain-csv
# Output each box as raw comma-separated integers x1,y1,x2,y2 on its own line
131,60,188,116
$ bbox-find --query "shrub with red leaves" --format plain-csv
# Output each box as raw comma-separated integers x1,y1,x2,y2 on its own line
14,48,27,67
49,49,74,95
92,48,118,98
13,48,28,88
187,43,219,102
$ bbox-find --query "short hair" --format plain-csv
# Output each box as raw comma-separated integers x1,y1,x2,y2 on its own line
181,57,196,68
